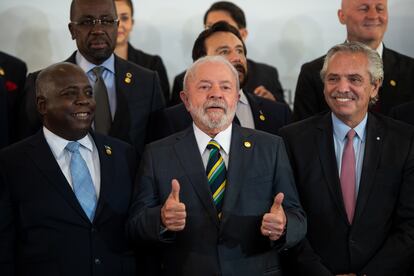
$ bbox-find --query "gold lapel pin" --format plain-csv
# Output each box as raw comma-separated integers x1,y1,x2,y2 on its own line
376,137,381,141
259,110,266,121
244,141,252,148
0,67,4,76
390,80,396,87
125,72,132,84
104,145,112,155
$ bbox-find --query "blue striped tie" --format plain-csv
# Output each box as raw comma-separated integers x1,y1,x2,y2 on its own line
206,140,227,216
66,141,97,221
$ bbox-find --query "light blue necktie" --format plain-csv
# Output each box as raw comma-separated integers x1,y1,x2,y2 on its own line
66,141,97,221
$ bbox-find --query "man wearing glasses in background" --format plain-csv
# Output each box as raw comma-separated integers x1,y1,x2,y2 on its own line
19,0,165,162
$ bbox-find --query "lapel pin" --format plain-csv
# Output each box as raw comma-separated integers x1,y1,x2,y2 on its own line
376,137,381,141
104,145,112,155
390,80,396,87
0,67,4,76
244,141,252,148
125,72,132,84
259,110,266,121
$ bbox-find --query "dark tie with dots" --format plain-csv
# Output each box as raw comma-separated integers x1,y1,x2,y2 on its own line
92,66,111,135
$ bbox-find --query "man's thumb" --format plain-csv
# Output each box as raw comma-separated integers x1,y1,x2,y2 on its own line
170,179,180,202
270,192,284,212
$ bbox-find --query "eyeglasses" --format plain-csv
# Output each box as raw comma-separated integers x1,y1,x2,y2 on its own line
71,18,119,27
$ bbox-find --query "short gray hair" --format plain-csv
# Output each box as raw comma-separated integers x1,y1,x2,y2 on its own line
320,41,384,104
183,55,240,92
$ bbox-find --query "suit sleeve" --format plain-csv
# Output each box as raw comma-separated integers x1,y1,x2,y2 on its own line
274,138,307,250
268,66,286,104
0,157,15,276
151,56,170,103
292,63,322,122
359,135,414,275
150,72,166,110
127,146,171,243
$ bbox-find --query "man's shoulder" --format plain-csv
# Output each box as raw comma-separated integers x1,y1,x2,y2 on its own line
115,55,156,77
371,112,414,137
280,113,327,137
0,51,27,70
128,44,163,65
300,55,325,71
384,47,414,64
93,132,133,151
247,58,278,74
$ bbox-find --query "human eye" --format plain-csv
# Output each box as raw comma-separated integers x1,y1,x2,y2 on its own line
218,49,229,56
326,75,339,84
120,14,130,22
101,18,116,25
198,83,211,91
376,5,385,13
79,18,95,26
85,88,94,97
348,75,363,86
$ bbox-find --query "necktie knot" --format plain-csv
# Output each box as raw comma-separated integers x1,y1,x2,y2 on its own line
207,140,221,151
66,141,80,153
347,129,356,141
92,66,105,79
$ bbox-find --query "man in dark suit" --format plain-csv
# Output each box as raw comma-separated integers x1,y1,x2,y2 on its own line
170,1,285,105
280,42,414,275
0,62,137,276
150,22,291,141
0,52,27,147
19,0,164,161
293,0,414,121
127,56,306,276
389,101,414,126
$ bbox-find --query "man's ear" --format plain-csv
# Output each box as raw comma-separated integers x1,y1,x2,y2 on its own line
68,23,76,40
337,9,346,25
37,95,47,116
180,91,191,112
239,28,248,41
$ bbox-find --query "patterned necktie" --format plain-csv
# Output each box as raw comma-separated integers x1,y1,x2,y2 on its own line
206,140,227,216
92,66,111,135
340,129,356,224
66,141,97,221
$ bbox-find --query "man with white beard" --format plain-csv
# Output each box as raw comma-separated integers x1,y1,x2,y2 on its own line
127,55,306,276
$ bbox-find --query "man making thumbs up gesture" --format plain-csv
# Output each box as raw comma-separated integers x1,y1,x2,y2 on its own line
127,56,306,276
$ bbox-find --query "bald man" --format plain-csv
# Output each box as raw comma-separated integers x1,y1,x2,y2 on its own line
293,0,414,121
0,62,137,276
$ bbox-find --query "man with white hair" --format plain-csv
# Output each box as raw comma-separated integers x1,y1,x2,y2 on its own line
127,55,306,276
281,42,414,276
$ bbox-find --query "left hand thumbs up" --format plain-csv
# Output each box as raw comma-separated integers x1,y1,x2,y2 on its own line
261,193,287,241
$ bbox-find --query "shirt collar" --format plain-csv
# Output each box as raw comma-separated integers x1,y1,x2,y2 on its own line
376,42,384,58
193,123,232,156
75,51,115,74
239,89,248,105
43,126,94,159
331,113,367,142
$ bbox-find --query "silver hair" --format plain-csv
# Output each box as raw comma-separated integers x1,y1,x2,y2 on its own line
320,41,384,105
182,55,240,93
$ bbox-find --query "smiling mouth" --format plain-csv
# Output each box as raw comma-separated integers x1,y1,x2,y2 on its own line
72,112,92,120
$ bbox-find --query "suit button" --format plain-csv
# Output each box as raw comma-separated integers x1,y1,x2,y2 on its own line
94,258,101,265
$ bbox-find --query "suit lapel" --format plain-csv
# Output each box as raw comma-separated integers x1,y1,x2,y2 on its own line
316,114,350,223
245,93,268,132
91,134,115,223
174,127,220,228
27,131,90,222
354,114,383,221
219,125,253,231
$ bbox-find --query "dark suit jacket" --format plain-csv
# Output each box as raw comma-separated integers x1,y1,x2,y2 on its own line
389,101,414,126
127,124,306,276
0,52,27,146
279,113,414,275
127,43,170,102
18,52,165,161
149,92,291,141
293,46,414,121
170,59,285,105
0,131,137,276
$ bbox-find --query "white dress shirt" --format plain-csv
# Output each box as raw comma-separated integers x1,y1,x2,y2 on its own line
193,123,232,169
236,89,255,129
43,127,101,196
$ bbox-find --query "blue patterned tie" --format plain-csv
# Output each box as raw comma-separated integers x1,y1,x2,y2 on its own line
66,141,97,221
206,140,227,216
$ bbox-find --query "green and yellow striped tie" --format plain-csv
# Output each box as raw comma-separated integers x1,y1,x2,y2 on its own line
206,140,227,216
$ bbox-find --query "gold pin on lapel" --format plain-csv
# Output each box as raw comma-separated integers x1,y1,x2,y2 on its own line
0,67,4,76
125,72,132,84
259,110,266,121
244,141,252,148
376,137,381,141
390,80,396,87
104,145,112,155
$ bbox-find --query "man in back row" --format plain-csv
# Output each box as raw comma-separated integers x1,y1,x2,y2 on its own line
19,0,165,162
293,0,414,121
170,1,285,105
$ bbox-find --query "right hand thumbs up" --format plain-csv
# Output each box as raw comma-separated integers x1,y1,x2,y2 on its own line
161,179,186,231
